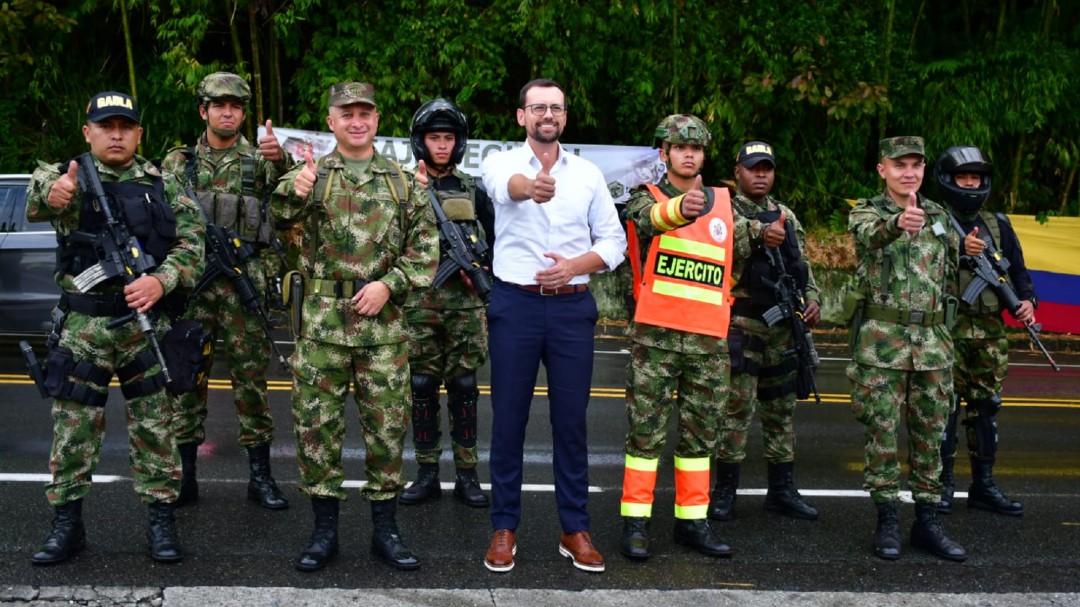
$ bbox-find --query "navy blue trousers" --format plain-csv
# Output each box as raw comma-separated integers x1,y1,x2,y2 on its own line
487,280,598,533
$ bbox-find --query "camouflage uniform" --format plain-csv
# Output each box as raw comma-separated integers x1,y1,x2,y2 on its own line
404,167,489,470
847,189,958,505
717,192,818,466
27,154,205,506
161,132,285,449
271,149,438,502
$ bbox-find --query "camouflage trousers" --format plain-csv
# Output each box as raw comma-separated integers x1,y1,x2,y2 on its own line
716,316,798,465
624,342,729,460
46,311,180,505
847,362,952,504
953,335,1008,402
290,337,409,501
405,305,488,467
174,256,273,448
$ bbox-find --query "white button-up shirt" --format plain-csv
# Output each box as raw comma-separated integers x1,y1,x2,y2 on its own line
481,142,626,285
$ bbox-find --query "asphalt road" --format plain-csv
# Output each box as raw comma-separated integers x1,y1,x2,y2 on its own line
1,336,1078,605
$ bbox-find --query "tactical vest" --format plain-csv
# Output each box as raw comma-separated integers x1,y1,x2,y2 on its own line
633,184,735,338
432,173,484,266
59,178,177,282
185,147,273,246
957,210,1007,315
738,207,808,315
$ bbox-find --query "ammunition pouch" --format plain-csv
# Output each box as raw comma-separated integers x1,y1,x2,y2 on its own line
943,295,959,331
161,320,213,396
44,347,110,407
842,288,866,352
198,191,273,247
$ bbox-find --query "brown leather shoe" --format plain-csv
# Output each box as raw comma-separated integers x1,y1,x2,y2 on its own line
484,529,516,572
558,530,605,572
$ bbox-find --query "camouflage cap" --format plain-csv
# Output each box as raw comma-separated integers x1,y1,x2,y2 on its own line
879,136,925,159
654,114,711,147
328,82,376,109
197,72,251,103
86,91,140,124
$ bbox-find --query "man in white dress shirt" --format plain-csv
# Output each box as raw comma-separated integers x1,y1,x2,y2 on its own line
479,78,626,574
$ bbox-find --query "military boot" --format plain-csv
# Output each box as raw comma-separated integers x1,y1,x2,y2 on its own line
246,445,289,510
31,499,86,565
707,462,740,521
147,502,182,563
968,457,1023,516
911,502,968,562
873,501,901,560
399,463,441,505
295,498,339,572
763,462,819,520
619,516,651,560
937,455,956,515
175,443,198,507
370,499,420,570
673,519,732,557
453,468,489,508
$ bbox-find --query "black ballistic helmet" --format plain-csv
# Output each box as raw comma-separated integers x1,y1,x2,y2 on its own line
410,98,468,166
935,145,993,213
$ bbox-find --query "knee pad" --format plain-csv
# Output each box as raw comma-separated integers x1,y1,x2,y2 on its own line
964,396,1001,459
447,373,479,448
410,373,442,449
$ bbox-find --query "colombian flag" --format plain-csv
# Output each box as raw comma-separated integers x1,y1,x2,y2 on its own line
1003,215,1080,335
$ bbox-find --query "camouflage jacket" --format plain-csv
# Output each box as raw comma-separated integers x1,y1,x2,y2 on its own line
160,132,286,244
848,191,959,371
729,191,819,303
404,167,488,311
271,149,438,347
624,176,748,354
27,154,205,296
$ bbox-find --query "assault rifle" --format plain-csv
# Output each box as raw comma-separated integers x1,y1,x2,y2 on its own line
949,215,1059,371
426,186,492,303
182,169,291,372
760,247,821,405
71,152,172,384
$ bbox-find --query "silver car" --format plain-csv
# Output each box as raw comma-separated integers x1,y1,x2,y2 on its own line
0,174,60,335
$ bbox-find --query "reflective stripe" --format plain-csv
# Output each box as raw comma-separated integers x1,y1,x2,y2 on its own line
674,456,710,472
625,454,659,472
621,454,659,518
621,501,653,518
674,456,710,520
658,234,727,262
650,197,683,232
674,504,709,520
653,280,727,305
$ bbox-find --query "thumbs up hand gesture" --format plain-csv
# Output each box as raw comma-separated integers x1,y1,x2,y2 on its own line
47,160,79,210
963,226,985,256
415,159,430,189
530,152,556,203
293,151,317,199
680,175,706,219
764,209,787,248
899,191,925,234
258,120,285,162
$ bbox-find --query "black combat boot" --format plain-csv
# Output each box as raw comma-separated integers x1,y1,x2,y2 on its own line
873,501,901,560
673,519,732,557
31,499,86,565
370,499,420,570
453,468,489,508
619,516,651,560
147,502,183,563
399,463,441,505
911,502,968,562
763,462,819,520
968,457,1023,516
295,497,339,572
175,443,198,507
246,445,289,510
937,455,956,515
707,462,740,521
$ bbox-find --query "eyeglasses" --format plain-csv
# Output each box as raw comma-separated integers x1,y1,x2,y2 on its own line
523,104,567,117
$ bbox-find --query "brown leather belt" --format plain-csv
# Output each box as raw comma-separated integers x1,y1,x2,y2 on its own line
510,283,588,296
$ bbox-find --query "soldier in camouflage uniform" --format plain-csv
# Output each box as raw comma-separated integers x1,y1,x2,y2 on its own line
399,98,494,509
847,136,967,562
710,141,820,522
618,115,739,560
160,72,290,510
26,91,205,564
933,145,1035,517
271,82,438,572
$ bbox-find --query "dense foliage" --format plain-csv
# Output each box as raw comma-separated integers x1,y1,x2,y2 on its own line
3,0,1076,228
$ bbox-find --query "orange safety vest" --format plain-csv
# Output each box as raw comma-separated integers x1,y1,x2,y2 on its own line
630,184,734,338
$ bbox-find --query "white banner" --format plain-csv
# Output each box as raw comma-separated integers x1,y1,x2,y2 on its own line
264,126,667,205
